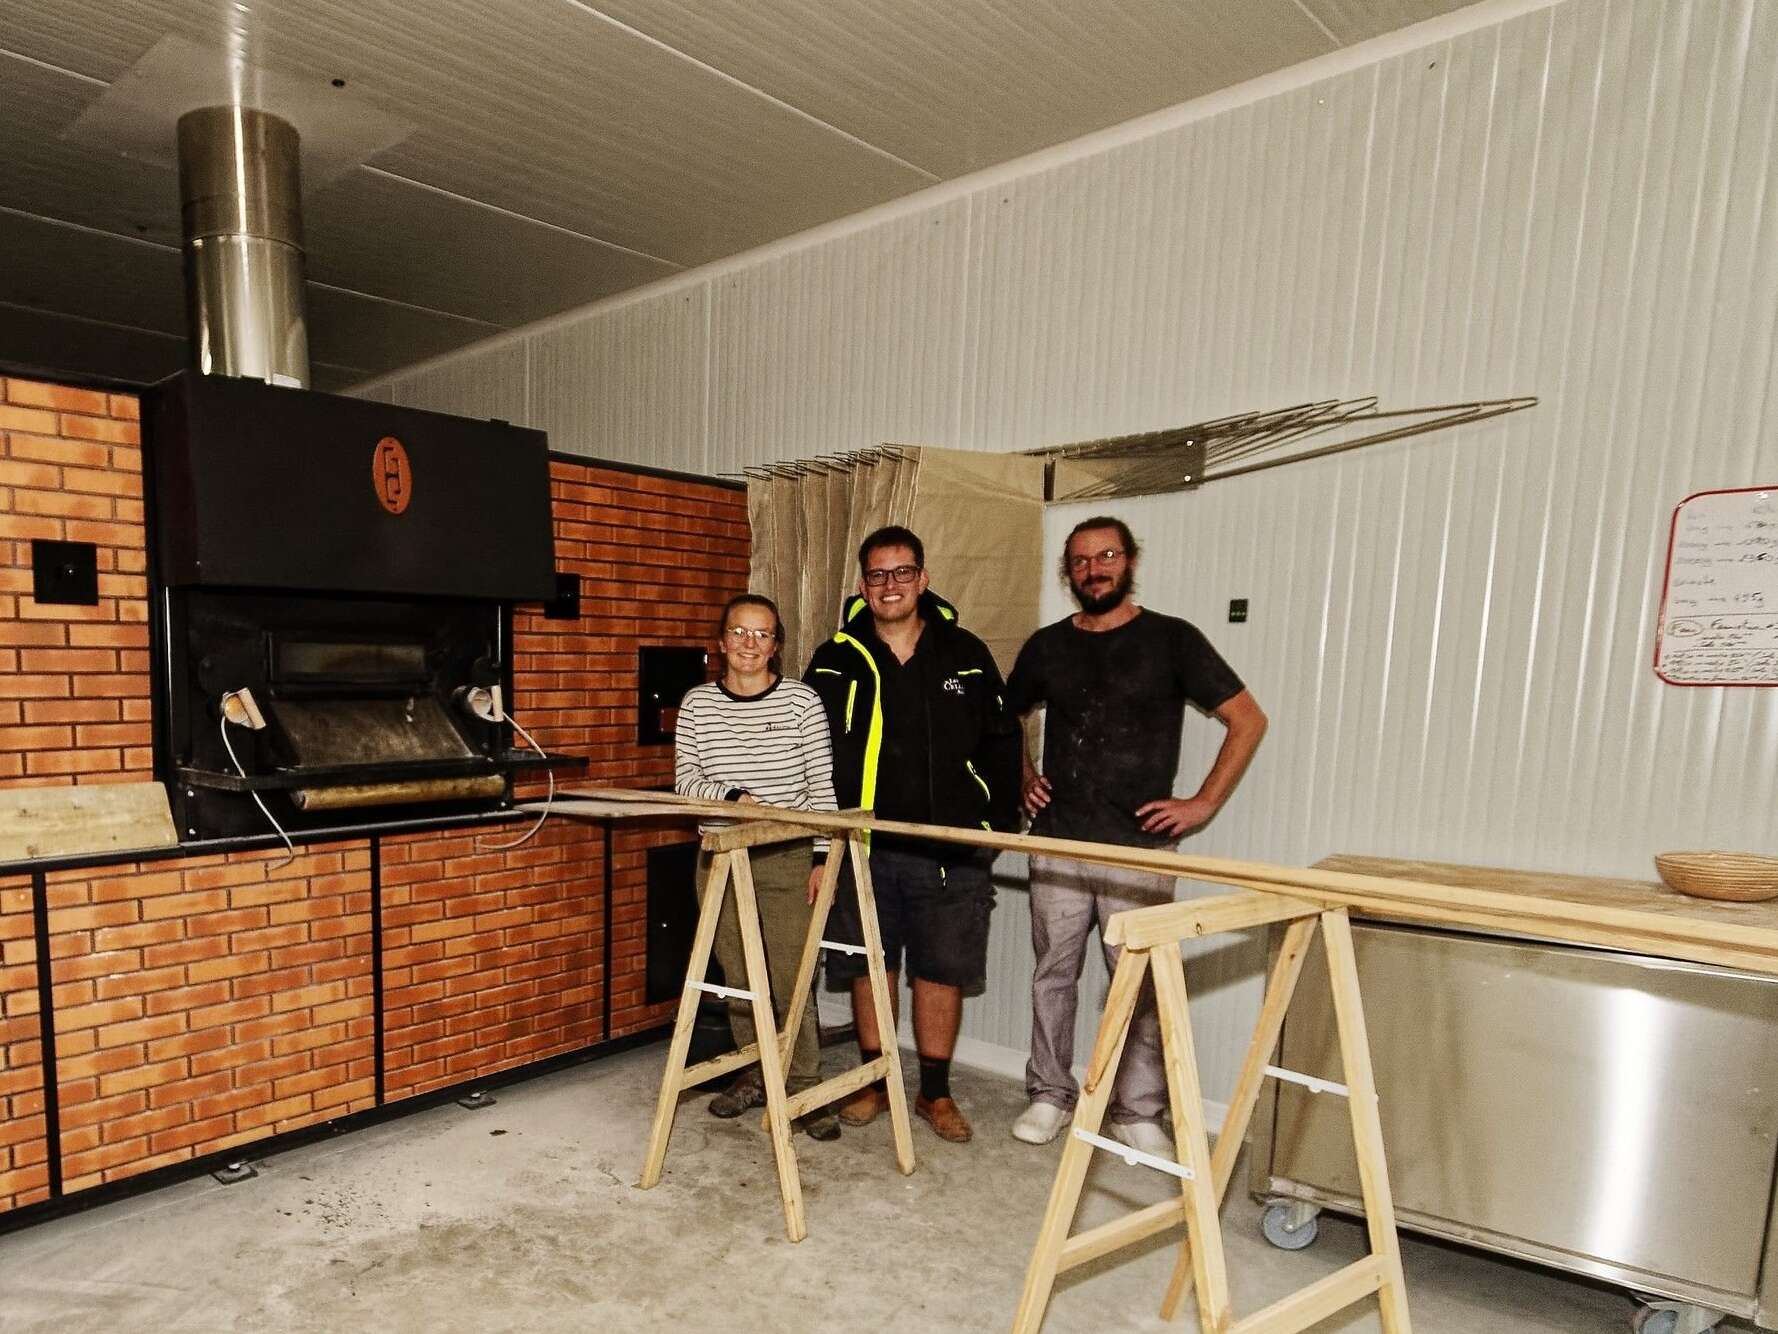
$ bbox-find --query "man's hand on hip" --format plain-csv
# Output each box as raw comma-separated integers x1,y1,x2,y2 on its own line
1134,795,1219,838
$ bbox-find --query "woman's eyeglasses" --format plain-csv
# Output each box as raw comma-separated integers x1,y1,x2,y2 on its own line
723,626,776,644
863,564,921,587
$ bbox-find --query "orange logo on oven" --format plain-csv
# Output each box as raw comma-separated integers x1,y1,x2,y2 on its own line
372,436,412,514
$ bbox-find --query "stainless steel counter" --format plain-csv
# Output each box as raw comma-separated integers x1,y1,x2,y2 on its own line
1249,857,1778,1332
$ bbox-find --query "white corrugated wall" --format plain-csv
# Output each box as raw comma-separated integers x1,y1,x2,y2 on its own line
365,0,1778,1106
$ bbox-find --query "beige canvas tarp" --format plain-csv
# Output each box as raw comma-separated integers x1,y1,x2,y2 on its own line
744,447,1044,679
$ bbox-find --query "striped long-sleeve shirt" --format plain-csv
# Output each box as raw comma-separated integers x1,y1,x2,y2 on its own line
673,677,838,853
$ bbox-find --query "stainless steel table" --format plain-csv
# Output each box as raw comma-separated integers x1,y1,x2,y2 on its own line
1250,855,1778,1334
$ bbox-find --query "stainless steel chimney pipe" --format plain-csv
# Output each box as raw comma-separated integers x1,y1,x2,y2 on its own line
175,106,310,387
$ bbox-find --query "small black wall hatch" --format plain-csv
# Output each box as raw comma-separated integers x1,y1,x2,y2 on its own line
31,539,99,606
637,645,709,745
544,571,581,620
1229,598,1249,623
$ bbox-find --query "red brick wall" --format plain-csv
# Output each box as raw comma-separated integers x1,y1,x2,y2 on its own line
0,877,48,1210
524,460,750,1038
0,380,149,785
46,844,375,1191
380,823,602,1100
0,378,749,1214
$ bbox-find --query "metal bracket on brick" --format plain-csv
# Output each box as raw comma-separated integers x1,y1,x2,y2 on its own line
211,1158,258,1185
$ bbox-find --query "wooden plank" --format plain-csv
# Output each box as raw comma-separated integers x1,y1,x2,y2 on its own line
702,819,822,852
1082,931,1147,1095
680,1043,761,1091
639,849,733,1190
554,788,1778,973
1011,947,1146,1334
1228,1256,1383,1334
731,849,807,1243
0,782,178,863
1150,940,1234,1333
1105,891,1319,948
781,1055,892,1121
1321,910,1412,1334
1057,1197,1186,1273
851,834,916,1177
1317,852,1776,926
1161,915,1317,1320
536,795,707,820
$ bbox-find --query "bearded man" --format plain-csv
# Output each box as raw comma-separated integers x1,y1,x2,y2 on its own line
1003,516,1268,1154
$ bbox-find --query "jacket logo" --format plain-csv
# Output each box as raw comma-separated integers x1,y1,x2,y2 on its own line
373,436,412,515
941,676,965,695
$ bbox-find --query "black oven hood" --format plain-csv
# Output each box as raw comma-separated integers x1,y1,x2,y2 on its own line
147,371,555,602
143,370,574,843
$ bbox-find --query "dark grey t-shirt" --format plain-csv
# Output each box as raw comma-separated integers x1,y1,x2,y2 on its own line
1005,609,1244,847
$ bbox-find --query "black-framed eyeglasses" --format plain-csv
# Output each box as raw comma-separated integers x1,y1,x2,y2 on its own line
723,626,776,644
1066,548,1126,572
863,564,921,587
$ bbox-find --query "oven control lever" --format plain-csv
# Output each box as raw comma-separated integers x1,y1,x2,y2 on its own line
454,684,505,724
220,688,267,731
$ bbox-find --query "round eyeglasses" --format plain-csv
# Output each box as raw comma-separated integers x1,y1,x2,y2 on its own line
1065,548,1126,572
723,626,776,644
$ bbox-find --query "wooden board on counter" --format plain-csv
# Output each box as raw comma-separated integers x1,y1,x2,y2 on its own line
0,781,179,864
1317,853,1778,934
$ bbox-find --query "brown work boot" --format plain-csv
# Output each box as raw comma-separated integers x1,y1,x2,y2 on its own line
837,1084,890,1126
914,1094,972,1143
707,1070,765,1119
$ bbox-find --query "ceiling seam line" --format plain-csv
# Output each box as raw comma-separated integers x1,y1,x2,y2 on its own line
1,206,506,331
359,165,684,268
0,299,184,341
0,204,181,254
305,280,510,328
557,0,943,182
0,47,108,86
1286,0,1344,48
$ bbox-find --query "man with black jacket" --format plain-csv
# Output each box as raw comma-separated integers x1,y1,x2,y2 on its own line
804,525,1022,1144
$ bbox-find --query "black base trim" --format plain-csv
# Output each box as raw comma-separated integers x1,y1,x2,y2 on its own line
0,1025,669,1237
28,870,60,1200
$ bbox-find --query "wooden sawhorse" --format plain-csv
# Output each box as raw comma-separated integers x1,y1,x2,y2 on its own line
1013,891,1411,1334
638,819,915,1241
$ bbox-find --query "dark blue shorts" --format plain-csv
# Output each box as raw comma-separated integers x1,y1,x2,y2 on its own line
823,842,995,996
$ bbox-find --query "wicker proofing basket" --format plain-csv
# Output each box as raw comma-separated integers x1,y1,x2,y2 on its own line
1654,852,1778,903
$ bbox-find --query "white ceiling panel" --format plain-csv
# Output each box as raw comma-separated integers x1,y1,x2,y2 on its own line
1298,0,1484,44
589,0,1342,176
0,53,183,245
302,169,681,325
0,304,187,386
0,210,186,335
303,285,503,376
0,0,1492,389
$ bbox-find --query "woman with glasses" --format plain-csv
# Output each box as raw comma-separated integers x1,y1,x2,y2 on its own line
674,593,841,1140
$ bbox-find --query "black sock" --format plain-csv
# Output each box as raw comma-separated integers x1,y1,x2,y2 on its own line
859,1045,886,1092
918,1056,951,1103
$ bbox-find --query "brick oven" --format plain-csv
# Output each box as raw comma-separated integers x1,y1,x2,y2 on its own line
0,372,746,1217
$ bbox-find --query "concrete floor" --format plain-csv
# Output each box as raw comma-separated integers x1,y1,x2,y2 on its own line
0,1046,1750,1334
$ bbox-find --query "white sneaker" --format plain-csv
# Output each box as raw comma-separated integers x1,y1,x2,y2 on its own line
1110,1120,1173,1158
1012,1100,1068,1145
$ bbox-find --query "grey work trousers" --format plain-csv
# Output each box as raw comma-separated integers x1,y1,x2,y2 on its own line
1025,854,1174,1125
698,843,821,1092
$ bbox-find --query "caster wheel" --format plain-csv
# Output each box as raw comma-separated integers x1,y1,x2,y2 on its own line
1260,1201,1320,1251
1630,1296,1723,1334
